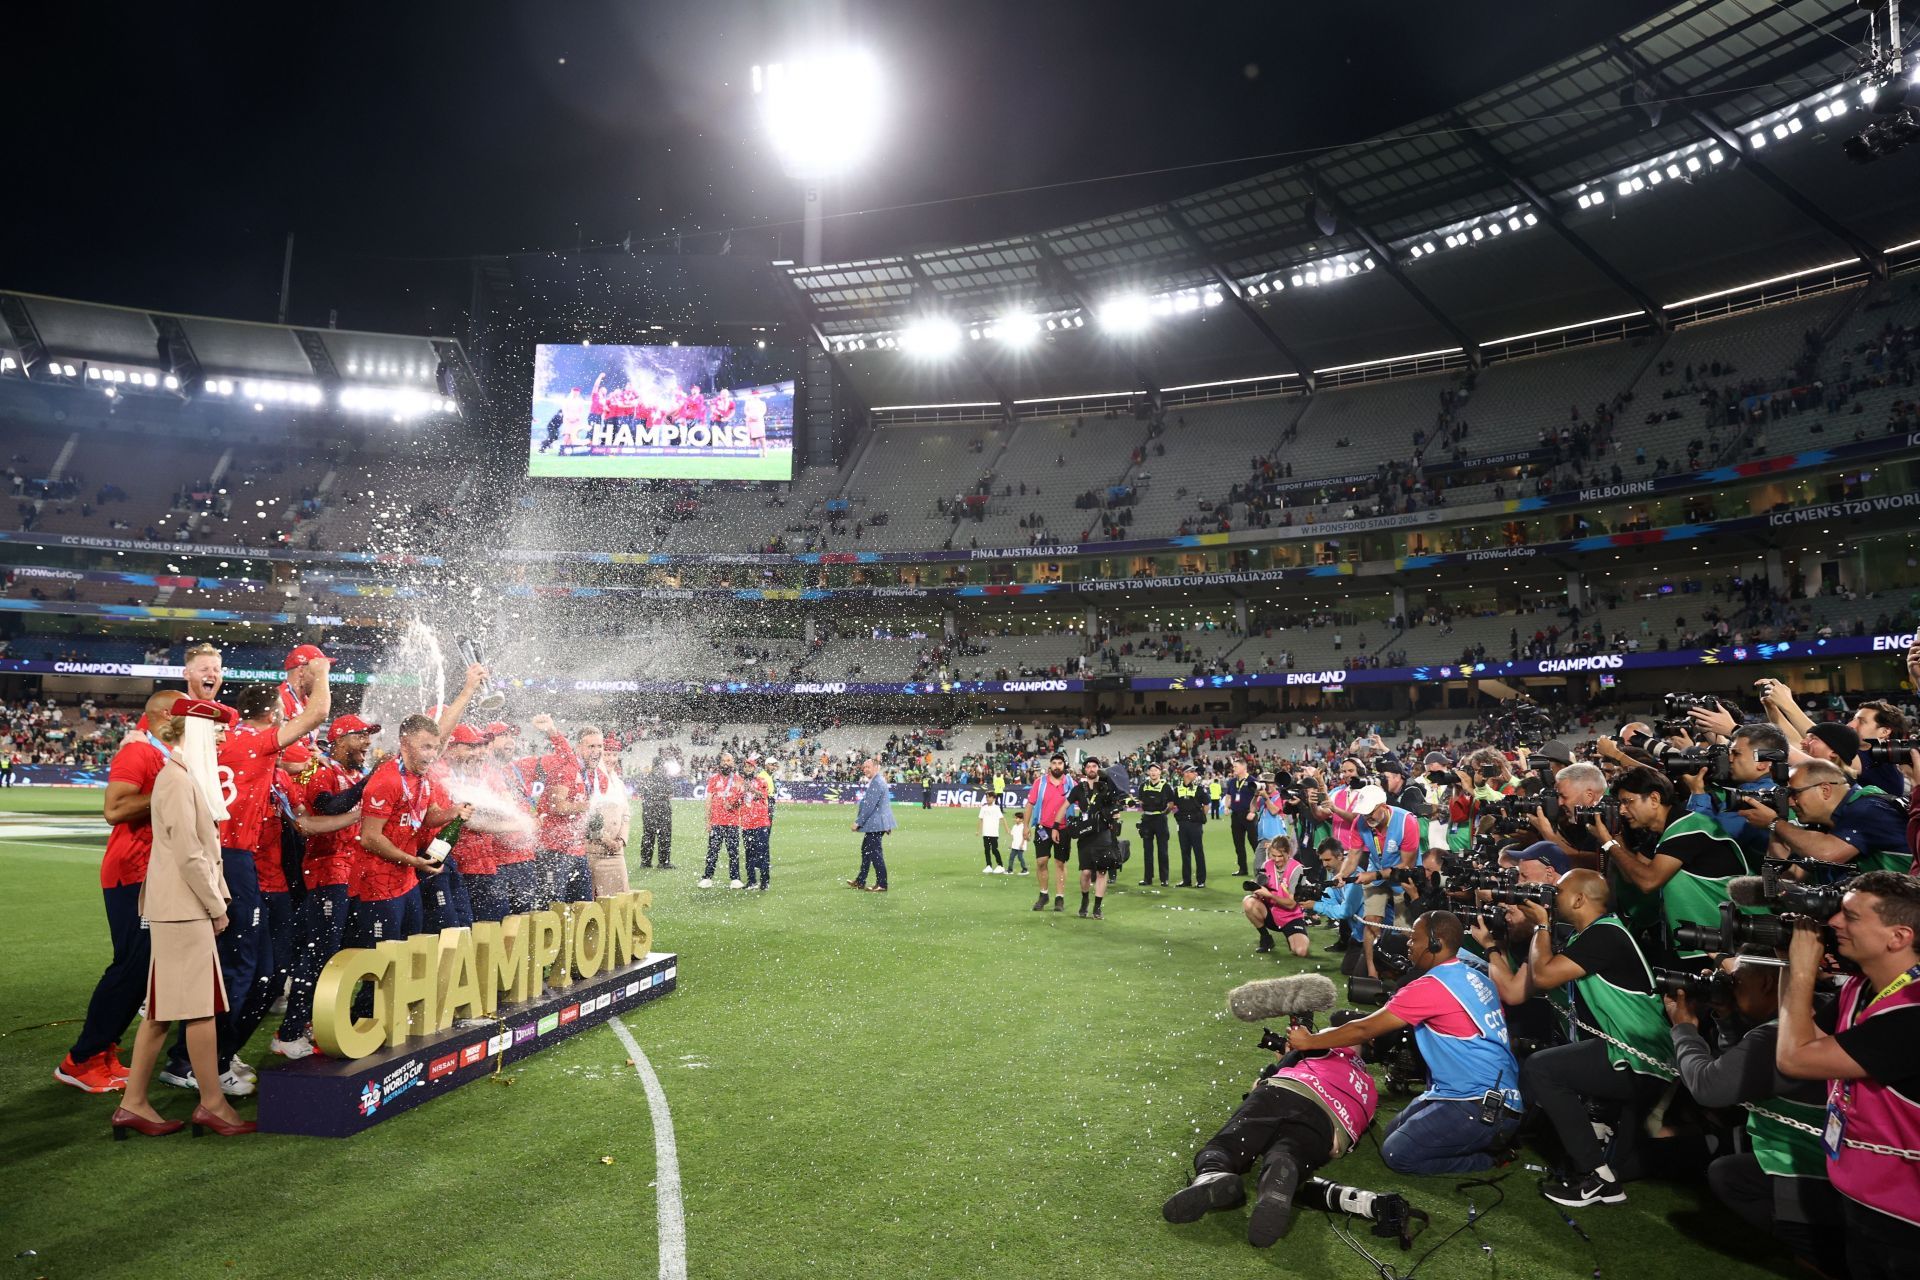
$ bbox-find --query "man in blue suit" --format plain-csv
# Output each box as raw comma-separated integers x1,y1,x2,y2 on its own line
848,757,897,892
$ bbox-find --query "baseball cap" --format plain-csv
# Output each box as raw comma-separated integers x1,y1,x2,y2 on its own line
1511,839,1573,874
284,643,329,671
449,724,489,746
328,713,380,741
1807,722,1861,761
1422,751,1451,768
486,720,517,738
281,741,313,768
1349,784,1388,814
1376,756,1408,775
1533,741,1573,765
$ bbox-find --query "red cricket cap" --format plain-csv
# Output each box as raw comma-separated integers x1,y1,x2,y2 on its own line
282,741,313,766
328,713,381,741
285,643,329,671
485,720,516,738
168,696,232,723
449,724,489,745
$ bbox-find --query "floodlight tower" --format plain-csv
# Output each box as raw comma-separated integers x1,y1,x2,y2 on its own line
751,51,883,265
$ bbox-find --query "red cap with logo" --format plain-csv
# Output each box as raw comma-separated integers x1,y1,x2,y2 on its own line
485,721,517,738
169,696,233,724
328,713,381,742
285,643,330,671
449,724,490,746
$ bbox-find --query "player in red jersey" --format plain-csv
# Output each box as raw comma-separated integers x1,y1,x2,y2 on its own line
278,643,331,749
487,722,542,913
519,713,592,903
708,387,735,425
156,672,332,1092
269,713,378,1058
700,752,747,888
683,385,706,428
346,714,470,948
421,723,493,932
55,691,184,1093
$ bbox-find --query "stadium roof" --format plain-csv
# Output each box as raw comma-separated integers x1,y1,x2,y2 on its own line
788,0,1920,404
0,288,478,408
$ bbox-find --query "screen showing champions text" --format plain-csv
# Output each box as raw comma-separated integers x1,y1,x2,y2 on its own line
528,343,795,481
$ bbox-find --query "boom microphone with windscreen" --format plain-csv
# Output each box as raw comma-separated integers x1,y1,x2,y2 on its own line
1228,973,1338,1023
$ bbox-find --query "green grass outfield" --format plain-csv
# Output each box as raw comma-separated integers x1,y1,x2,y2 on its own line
0,787,1786,1280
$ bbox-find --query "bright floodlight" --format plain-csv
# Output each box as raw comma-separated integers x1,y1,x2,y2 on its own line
901,318,960,357
1101,295,1151,333
996,313,1040,346
752,51,884,180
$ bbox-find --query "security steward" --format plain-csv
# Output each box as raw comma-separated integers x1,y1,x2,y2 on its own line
1174,765,1211,888
1136,764,1173,886
1226,758,1260,877
638,755,675,869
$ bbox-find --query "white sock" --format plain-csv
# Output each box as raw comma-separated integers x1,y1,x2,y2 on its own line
1591,1162,1617,1183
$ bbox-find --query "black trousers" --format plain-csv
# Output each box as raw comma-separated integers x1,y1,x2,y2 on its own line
1177,821,1207,885
1137,815,1169,882
1195,1084,1336,1179
639,804,672,865
1706,1153,1849,1279
1519,1038,1666,1179
69,883,150,1062
1845,1197,1920,1280
1231,817,1258,874
982,835,1001,865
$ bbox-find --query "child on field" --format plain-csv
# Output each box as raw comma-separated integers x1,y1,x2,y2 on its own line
1004,809,1029,874
979,797,1005,873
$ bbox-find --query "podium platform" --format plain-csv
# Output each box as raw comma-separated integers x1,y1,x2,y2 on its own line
257,952,678,1137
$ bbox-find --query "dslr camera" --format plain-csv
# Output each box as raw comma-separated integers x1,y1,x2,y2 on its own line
1656,692,1728,736
1651,965,1735,1003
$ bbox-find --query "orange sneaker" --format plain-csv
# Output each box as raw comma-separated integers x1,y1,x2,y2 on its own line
54,1052,125,1094
106,1045,131,1082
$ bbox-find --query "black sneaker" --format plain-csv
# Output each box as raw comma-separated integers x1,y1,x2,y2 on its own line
1091,904,1103,919
1077,907,1088,918
1541,1171,1626,1208
1033,895,1048,912
1053,897,1065,912
1176,880,1193,888
1256,935,1274,954
1323,937,1350,953
1247,1152,1301,1246
1161,1171,1246,1224
1138,879,1153,887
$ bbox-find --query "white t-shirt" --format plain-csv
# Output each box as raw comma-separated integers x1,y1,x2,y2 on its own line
1009,822,1026,850
979,803,1002,837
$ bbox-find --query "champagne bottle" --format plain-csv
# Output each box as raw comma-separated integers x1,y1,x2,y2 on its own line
424,814,465,865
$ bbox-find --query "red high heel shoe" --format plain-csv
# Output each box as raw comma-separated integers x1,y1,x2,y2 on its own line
111,1108,185,1140
190,1105,257,1137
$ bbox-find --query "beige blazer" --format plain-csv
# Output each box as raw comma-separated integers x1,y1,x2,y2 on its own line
139,754,230,924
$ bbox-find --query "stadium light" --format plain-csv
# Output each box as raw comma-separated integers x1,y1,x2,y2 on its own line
1100,295,1151,333
901,318,961,357
995,312,1040,346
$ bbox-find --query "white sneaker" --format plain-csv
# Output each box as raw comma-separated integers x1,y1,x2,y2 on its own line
982,866,995,874
218,1067,256,1097
270,1035,315,1060
728,879,745,889
229,1055,257,1084
157,1067,197,1091
697,877,713,888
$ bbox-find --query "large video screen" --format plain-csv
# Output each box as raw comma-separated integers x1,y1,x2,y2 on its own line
528,343,795,481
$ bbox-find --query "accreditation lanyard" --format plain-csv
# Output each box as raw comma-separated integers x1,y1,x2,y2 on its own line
143,732,169,755
1825,964,1920,1159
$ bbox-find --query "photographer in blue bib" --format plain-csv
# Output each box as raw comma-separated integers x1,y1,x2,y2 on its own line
1331,786,1421,981
1287,909,1523,1174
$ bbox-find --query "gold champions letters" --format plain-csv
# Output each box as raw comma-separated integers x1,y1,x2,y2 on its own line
311,890,656,1059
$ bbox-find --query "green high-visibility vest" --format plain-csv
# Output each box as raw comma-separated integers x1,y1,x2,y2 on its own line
1567,915,1674,1079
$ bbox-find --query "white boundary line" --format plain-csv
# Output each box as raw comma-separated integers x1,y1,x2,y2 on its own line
610,1016,687,1280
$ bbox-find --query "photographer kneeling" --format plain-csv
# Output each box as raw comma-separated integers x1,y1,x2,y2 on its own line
1664,951,1848,1280
1288,910,1524,1174
1776,871,1920,1280
1490,869,1675,1208
1243,836,1314,958
1738,758,1913,875
1164,1010,1379,1246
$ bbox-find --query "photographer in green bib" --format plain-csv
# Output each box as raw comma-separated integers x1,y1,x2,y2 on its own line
1487,869,1674,1208
1664,947,1847,1280
1736,758,1913,875
1586,766,1751,963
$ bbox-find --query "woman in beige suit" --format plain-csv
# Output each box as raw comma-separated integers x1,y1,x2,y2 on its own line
113,697,255,1138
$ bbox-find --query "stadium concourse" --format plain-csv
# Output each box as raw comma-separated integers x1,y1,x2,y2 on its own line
8,0,1920,1277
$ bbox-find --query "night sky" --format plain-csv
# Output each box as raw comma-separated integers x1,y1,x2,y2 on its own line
0,0,1675,335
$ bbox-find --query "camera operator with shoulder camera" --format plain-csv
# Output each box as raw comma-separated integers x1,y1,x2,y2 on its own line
1738,758,1914,876
1662,948,1848,1280
1164,1003,1379,1247
1593,766,1752,962
1495,869,1675,1208
1776,871,1920,1279
1069,757,1127,919
1335,786,1423,980
1292,910,1525,1175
